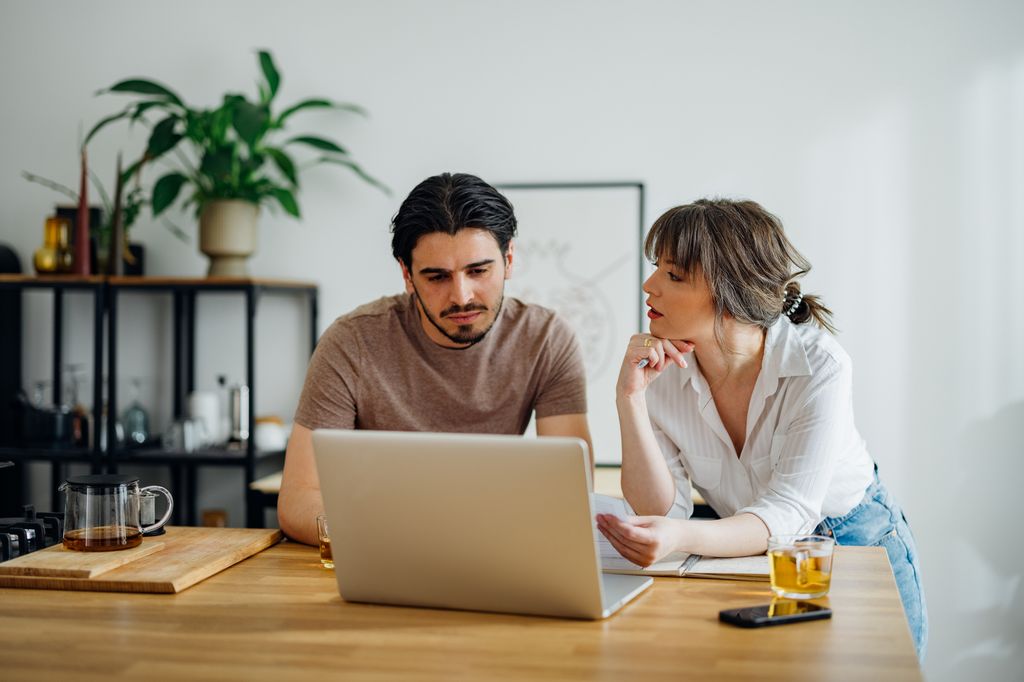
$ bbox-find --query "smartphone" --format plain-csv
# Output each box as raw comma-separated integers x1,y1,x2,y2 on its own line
719,600,832,628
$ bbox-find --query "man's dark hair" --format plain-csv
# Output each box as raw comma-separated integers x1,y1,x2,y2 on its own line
390,172,517,268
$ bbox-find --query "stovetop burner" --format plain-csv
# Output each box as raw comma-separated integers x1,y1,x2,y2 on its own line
0,506,63,562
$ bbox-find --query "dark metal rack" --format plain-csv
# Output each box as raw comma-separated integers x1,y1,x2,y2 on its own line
0,274,318,527
0,275,105,506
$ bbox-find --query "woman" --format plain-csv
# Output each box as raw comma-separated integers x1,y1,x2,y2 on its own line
596,198,927,658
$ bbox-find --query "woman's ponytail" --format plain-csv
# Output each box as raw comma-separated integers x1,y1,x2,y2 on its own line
783,281,837,334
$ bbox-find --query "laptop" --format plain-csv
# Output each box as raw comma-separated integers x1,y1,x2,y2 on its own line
312,430,652,619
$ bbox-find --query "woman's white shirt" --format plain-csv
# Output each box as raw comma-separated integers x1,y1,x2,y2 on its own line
645,317,874,536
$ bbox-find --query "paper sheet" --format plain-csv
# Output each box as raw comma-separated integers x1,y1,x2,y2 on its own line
591,493,691,573
590,493,766,578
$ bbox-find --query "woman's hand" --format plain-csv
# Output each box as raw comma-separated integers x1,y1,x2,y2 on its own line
616,334,694,399
596,513,686,567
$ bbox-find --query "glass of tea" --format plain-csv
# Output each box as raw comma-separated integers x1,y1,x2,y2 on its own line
60,474,173,551
767,534,835,599
316,514,333,569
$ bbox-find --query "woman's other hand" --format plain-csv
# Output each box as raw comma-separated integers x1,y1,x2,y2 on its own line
616,334,694,399
595,513,685,567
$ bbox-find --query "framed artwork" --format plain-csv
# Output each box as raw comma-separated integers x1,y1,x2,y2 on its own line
497,182,645,465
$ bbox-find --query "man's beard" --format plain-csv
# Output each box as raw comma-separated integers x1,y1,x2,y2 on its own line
411,285,504,346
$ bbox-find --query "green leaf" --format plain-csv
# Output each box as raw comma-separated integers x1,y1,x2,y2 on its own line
317,156,391,196
264,147,298,186
130,100,166,122
286,135,348,155
200,146,234,181
83,107,133,146
146,116,182,158
122,187,144,231
208,104,233,145
238,152,266,187
21,171,79,201
161,218,191,244
152,172,188,216
258,50,280,100
275,98,366,128
232,98,269,146
121,156,146,185
101,79,184,107
270,187,300,217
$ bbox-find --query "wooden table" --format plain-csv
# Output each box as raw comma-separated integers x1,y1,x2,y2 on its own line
0,542,920,681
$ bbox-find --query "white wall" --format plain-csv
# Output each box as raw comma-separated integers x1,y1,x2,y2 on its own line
1,1,1022,678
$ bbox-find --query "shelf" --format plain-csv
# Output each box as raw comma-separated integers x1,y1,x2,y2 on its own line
0,274,105,290
0,274,316,292
0,447,101,463
110,446,285,466
108,276,317,291
3,274,317,526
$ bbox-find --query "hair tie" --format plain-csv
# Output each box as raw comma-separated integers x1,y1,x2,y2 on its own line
784,292,803,318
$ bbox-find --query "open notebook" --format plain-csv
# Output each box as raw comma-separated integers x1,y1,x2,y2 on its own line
593,494,769,580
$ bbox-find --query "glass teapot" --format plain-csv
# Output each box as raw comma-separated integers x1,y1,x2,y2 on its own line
58,474,173,551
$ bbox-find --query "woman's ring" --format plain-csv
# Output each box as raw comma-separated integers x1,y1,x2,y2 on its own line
643,338,654,348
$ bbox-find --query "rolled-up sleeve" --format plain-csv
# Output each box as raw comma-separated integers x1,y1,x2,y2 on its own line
737,359,850,536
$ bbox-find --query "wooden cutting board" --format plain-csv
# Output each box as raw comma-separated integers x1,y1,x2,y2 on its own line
0,526,281,593
0,539,165,578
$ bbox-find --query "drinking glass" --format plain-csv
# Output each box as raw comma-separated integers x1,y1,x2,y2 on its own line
767,534,835,599
316,514,333,569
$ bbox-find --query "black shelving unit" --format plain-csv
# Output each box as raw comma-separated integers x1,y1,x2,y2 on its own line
0,275,105,509
0,275,318,527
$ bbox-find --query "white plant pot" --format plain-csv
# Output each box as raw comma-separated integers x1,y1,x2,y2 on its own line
199,200,260,277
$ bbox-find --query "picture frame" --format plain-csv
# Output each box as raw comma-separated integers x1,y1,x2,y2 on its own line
497,182,645,465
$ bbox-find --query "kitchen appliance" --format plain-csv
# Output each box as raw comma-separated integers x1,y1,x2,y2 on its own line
0,505,63,563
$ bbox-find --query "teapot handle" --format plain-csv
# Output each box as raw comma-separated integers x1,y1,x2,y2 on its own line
139,485,174,534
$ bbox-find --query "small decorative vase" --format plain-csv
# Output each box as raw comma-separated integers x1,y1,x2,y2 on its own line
34,216,73,274
198,200,259,277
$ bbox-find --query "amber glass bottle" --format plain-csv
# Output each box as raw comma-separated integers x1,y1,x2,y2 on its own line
33,216,73,274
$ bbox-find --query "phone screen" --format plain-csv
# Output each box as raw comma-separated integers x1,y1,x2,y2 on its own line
765,600,829,617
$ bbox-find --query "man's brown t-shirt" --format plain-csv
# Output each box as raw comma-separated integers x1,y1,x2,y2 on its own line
293,294,587,433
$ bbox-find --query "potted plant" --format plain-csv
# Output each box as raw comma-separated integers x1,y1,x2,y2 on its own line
85,49,387,277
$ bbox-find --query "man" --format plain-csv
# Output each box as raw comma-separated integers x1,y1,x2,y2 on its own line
279,172,592,544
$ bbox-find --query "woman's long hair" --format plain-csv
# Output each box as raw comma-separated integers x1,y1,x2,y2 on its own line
644,198,836,347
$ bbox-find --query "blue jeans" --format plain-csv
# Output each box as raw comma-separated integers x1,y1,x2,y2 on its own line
814,469,928,661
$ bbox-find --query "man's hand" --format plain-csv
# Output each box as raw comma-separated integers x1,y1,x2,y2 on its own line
595,512,685,567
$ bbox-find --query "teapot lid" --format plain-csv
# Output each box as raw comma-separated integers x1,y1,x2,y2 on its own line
65,474,139,489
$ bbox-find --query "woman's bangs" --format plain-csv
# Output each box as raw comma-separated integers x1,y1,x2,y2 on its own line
645,209,703,278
